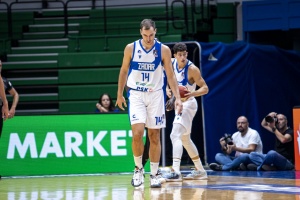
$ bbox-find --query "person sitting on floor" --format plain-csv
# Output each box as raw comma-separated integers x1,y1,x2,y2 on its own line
209,116,263,171
248,112,294,171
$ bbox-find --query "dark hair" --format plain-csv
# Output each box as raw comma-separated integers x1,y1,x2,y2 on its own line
173,42,187,54
98,93,115,111
140,19,156,30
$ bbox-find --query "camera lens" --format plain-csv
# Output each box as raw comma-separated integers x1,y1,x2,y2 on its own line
265,116,274,123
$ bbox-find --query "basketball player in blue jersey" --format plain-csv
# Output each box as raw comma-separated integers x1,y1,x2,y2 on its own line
0,60,9,121
163,42,209,181
116,19,183,188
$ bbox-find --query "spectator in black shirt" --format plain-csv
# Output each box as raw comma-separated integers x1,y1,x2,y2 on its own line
0,76,19,136
0,60,9,123
249,112,294,170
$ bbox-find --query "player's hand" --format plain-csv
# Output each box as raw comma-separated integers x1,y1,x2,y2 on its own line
8,108,16,119
175,98,183,114
183,90,192,98
115,96,127,111
2,104,9,121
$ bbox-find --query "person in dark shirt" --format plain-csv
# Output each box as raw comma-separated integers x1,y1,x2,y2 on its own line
0,60,9,123
0,76,19,136
249,112,294,170
95,93,118,113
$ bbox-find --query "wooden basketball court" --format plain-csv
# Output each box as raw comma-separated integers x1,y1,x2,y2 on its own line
0,169,299,199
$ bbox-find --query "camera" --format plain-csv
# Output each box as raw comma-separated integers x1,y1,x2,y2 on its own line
223,133,233,145
265,115,278,123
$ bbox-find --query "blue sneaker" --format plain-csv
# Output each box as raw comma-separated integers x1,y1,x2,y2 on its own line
183,170,208,180
162,171,182,182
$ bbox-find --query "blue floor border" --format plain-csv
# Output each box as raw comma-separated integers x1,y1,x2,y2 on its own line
206,170,299,179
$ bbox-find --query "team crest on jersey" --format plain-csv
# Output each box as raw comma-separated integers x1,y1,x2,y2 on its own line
181,71,185,77
138,49,142,59
153,50,158,57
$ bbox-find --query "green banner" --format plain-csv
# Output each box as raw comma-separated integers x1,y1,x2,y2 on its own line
0,114,147,177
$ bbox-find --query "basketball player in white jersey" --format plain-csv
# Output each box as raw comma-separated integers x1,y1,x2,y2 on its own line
163,42,209,181
116,19,183,188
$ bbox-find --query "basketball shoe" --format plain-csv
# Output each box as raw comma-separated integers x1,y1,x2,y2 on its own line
131,167,144,187
183,170,208,180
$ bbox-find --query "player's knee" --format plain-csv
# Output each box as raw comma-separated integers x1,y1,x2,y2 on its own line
170,123,186,142
170,132,180,142
148,133,160,145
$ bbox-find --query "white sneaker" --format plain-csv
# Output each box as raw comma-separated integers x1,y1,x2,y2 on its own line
156,169,166,183
131,167,144,187
183,170,208,180
150,175,161,188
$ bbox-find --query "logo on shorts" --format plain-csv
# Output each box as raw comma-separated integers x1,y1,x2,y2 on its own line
131,114,138,122
155,114,165,125
175,113,182,120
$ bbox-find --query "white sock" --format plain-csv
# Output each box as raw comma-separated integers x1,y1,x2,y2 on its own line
150,162,159,176
193,158,205,172
172,158,181,174
134,155,143,169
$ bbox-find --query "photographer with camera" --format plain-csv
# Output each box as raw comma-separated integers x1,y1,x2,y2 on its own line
209,116,263,171
248,112,294,171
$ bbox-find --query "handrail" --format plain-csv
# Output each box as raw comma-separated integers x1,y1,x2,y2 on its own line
0,2,10,57
0,2,9,38
191,0,211,21
171,0,188,34
68,32,170,52
2,0,209,53
9,0,66,36
66,0,169,51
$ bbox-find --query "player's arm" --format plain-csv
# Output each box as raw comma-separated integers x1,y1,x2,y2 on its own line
162,44,182,114
116,43,133,110
0,61,9,120
188,65,209,98
8,87,19,118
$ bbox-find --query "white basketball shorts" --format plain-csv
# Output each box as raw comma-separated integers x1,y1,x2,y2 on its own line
128,89,166,129
173,97,197,134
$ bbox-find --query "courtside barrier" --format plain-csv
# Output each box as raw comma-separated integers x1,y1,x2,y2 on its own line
0,113,146,177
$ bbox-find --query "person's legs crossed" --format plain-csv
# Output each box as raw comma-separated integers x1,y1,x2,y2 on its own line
249,152,265,167
215,153,233,166
221,154,250,171
259,150,294,170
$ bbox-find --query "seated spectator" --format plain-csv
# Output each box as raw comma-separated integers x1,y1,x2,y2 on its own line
209,116,263,171
249,112,294,171
95,93,119,113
